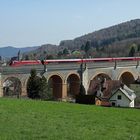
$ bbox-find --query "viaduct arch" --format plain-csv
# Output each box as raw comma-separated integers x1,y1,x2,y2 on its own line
48,74,63,99
90,73,111,82
3,77,22,97
119,72,135,86
66,73,80,98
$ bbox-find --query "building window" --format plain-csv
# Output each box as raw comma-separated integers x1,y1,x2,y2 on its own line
117,95,122,100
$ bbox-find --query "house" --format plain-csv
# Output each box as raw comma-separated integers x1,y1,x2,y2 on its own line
109,85,136,107
88,79,123,98
88,79,136,108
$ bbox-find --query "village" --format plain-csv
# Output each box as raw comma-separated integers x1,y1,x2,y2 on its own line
88,78,137,108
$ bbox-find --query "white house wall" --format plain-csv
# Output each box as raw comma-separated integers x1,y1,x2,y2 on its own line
110,91,132,107
129,100,134,107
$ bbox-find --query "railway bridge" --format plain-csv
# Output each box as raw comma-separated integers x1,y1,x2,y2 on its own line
0,58,140,99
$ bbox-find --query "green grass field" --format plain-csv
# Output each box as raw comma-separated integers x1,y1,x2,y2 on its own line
0,98,139,140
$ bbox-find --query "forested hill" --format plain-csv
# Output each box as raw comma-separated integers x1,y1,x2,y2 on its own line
23,19,140,59
60,19,140,50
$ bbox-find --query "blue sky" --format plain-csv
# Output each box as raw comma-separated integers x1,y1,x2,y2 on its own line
0,0,140,47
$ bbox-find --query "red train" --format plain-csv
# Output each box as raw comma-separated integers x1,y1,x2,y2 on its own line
9,57,140,67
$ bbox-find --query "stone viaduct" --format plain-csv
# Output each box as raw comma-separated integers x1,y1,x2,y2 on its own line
0,60,140,99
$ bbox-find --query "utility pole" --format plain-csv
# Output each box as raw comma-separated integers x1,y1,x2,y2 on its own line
41,60,47,76
114,59,117,70
136,59,139,68
79,59,85,95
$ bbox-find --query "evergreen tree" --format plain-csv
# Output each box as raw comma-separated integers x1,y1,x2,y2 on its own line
84,41,91,57
57,51,63,58
27,69,53,100
137,44,140,52
129,47,135,57
80,44,85,51
63,48,69,55
27,69,41,99
79,83,86,95
84,41,90,53
39,76,53,100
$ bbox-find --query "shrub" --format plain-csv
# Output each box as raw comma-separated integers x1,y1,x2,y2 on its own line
38,76,53,100
27,69,53,100
27,69,41,99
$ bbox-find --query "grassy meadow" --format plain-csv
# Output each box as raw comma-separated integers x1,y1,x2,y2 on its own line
0,98,139,140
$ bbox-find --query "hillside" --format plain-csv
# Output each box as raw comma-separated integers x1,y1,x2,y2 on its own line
60,19,140,49
22,44,59,60
59,19,140,57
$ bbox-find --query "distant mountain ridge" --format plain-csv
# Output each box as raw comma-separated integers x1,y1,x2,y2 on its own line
0,46,38,58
